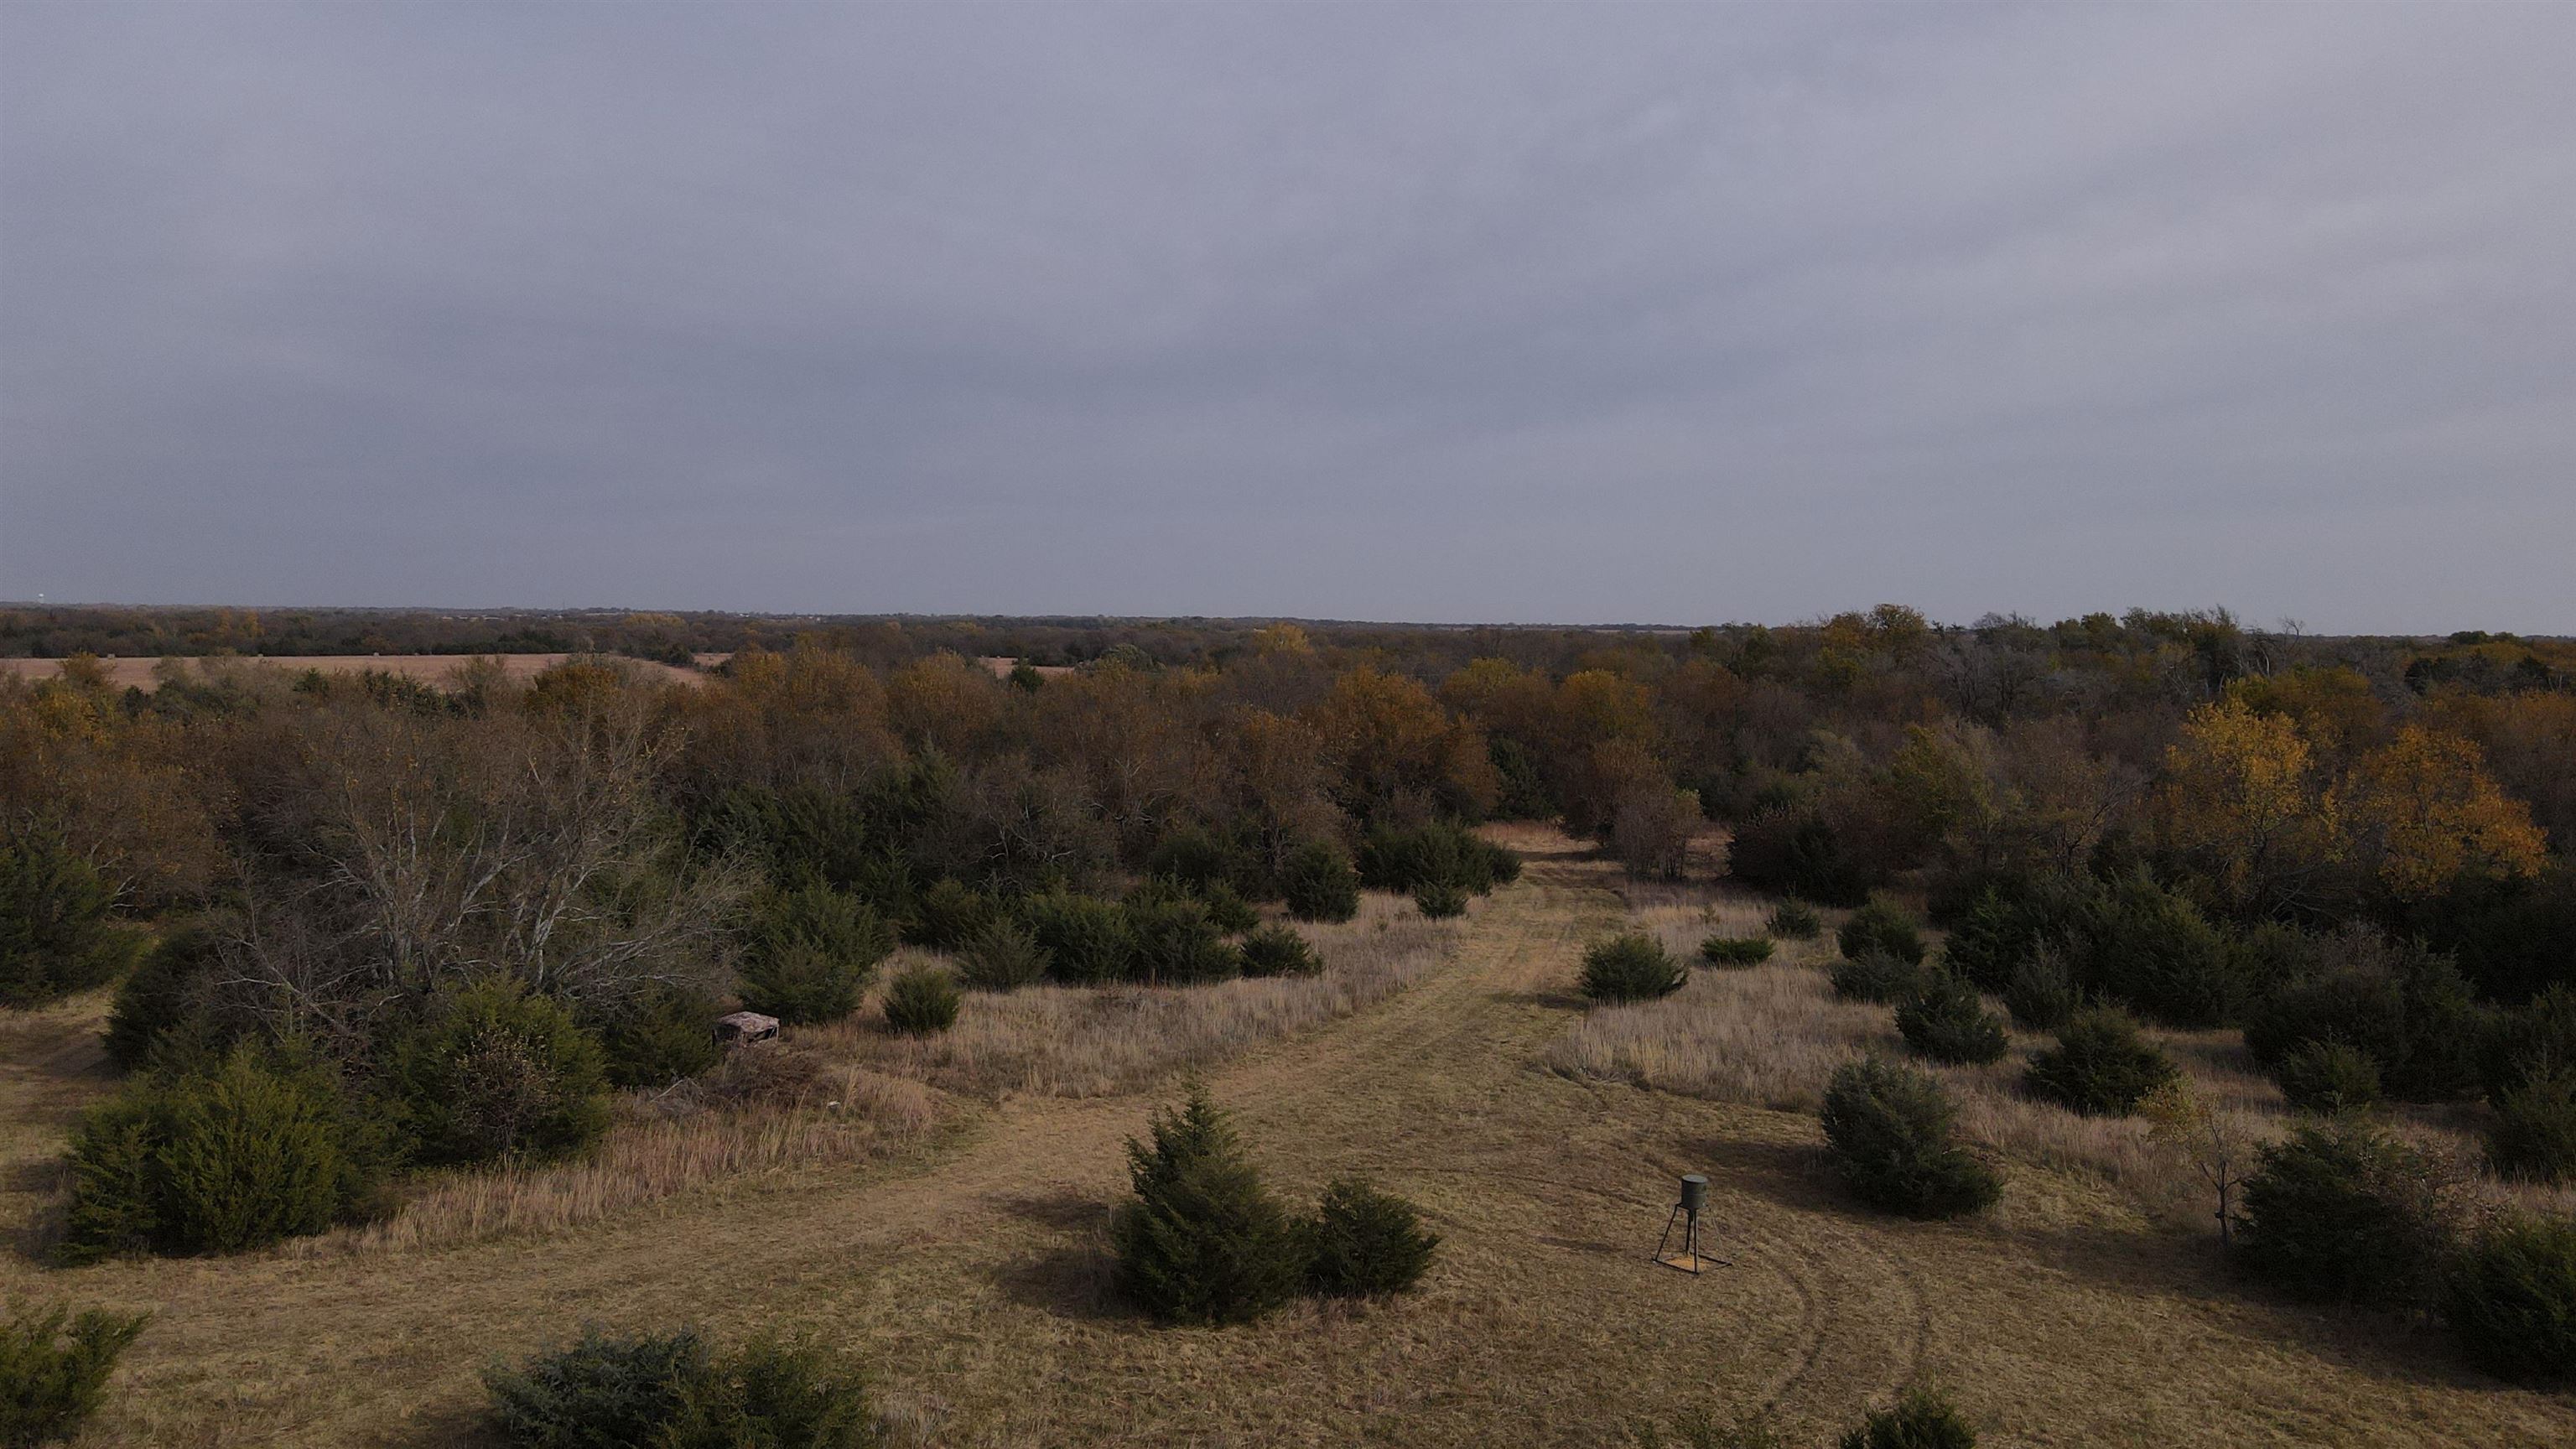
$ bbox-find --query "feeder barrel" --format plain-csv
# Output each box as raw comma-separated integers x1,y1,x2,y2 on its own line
1679,1174,1708,1214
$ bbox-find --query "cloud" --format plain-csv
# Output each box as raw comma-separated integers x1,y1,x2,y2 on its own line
3,2,2570,629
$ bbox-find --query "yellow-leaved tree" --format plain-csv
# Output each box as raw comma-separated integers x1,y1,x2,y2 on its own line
2221,665,2386,759
2335,725,2547,901
2157,699,2341,915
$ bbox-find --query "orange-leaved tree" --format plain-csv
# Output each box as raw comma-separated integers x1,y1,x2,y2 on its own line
1307,667,1497,820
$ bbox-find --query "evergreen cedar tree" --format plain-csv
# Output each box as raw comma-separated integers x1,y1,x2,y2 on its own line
1820,1057,2002,1220
1113,1089,1307,1326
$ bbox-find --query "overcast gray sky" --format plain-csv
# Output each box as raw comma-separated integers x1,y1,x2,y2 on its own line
3,3,2569,631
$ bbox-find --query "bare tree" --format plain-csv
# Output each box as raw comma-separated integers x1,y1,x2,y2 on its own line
2141,1078,2261,1247
216,693,745,1043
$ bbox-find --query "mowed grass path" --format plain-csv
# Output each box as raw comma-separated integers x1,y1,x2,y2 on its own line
14,828,2573,1446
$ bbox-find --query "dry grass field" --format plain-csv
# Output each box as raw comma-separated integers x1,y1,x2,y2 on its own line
4,827,2570,1446
1547,871,2576,1229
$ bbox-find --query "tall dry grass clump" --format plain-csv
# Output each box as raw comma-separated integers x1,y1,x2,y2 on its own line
830,896,1456,1099
1550,885,1888,1109
308,1064,935,1255
1551,958,1893,1111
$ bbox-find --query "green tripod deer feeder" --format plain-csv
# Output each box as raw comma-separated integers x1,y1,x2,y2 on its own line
1653,1173,1730,1274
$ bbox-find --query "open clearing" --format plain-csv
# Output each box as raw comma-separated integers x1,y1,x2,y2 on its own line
6,828,2569,1447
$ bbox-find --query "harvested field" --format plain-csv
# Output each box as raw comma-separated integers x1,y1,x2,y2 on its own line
2,827,2568,1446
974,655,1075,680
0,652,724,691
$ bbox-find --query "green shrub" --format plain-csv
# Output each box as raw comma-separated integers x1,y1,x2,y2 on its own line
1837,900,1924,967
2272,1039,2381,1115
1697,936,1774,967
1413,880,1468,919
838,847,919,927
1129,896,1244,985
1021,891,1139,985
1112,1088,1308,1325
595,987,724,1090
1835,1385,1976,1449
2446,1214,2576,1386
60,1050,379,1262
2242,936,2485,1104
2487,1064,2576,1184
1764,900,1822,940
2002,948,2080,1031
1132,861,1262,934
1727,808,1876,906
880,964,962,1036
1820,1058,2000,1219
1238,925,1322,979
103,919,225,1072
2236,1118,2459,1310
0,1302,149,1448
1280,842,1360,924
1303,1177,1440,1297
0,834,146,1010
387,976,612,1167
1895,974,2009,1066
954,920,1049,992
1196,880,1262,935
1355,823,1446,892
905,878,997,951
1122,875,1197,913
1939,889,2030,993
192,1064,382,1235
739,885,895,1024
2412,860,2576,1005
1145,827,1250,896
59,1098,162,1264
1830,950,1926,1005
663,1331,881,1449
740,943,864,1026
702,782,873,896
2075,875,2240,1029
486,1326,706,1449
1356,822,1513,895
2230,918,2323,989
2483,984,2576,1100
484,1326,881,1449
1580,933,1685,1004
2023,1009,2176,1118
